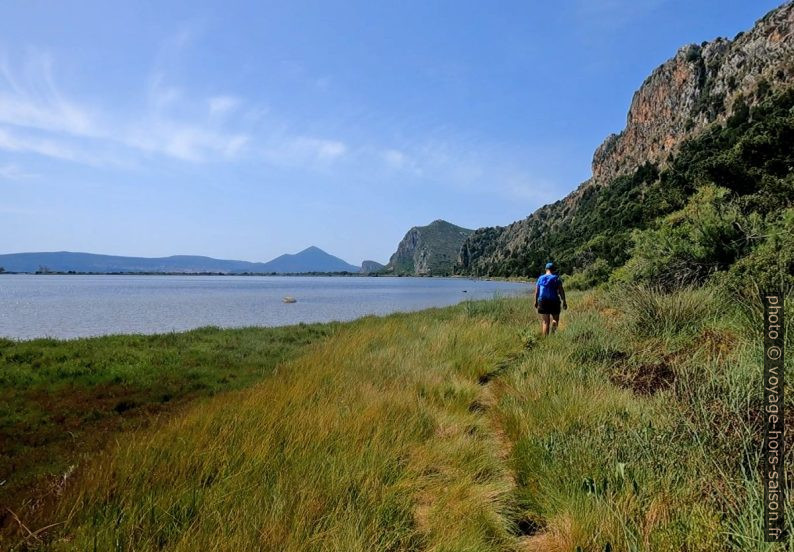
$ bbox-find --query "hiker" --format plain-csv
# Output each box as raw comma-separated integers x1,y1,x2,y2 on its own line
534,262,567,336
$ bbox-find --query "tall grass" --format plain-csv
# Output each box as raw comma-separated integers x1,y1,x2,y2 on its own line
36,299,536,552
0,323,334,539
495,287,793,551
617,285,718,338
8,291,792,551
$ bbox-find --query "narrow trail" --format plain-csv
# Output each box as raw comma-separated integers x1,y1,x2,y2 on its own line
408,346,535,551
468,348,548,551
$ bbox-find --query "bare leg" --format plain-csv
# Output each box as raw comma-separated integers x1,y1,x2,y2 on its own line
550,313,560,334
540,313,550,337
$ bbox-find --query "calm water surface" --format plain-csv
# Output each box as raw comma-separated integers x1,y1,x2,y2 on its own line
0,275,531,339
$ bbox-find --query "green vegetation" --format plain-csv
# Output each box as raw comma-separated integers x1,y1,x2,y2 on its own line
0,323,334,537
499,287,792,551
613,185,752,289
16,300,530,551
458,86,794,281
3,290,791,551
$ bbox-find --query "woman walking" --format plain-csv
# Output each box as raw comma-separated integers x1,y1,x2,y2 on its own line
534,262,567,336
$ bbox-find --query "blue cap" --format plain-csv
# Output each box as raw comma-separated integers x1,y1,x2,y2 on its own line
545,262,555,269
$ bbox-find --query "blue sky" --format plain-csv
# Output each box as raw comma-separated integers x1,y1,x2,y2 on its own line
0,0,783,265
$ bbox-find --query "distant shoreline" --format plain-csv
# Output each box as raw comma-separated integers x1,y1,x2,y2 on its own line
1,270,372,277
0,271,520,280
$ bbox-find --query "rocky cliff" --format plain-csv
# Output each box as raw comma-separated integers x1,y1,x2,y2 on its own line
360,260,385,274
592,2,793,186
457,1,794,277
386,220,473,276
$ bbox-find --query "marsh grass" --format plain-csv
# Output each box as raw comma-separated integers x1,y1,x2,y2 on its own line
22,298,535,552
497,287,793,551
0,323,334,543
617,285,719,338
5,291,792,551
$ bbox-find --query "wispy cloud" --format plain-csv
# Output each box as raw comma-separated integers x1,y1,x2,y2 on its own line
261,137,348,167
0,128,86,163
359,138,559,204
147,71,183,111
0,33,554,208
0,52,97,136
314,139,347,160
208,95,240,117
0,47,252,165
381,148,409,169
0,162,36,179
124,121,250,162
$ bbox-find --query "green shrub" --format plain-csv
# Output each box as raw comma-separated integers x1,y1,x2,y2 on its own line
614,186,751,289
711,210,794,343
565,258,611,290
713,207,794,297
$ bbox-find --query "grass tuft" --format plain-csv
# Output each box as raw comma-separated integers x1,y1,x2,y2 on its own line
618,284,719,338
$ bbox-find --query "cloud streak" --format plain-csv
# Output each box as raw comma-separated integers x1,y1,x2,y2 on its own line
0,52,97,136
0,128,87,164
0,162,36,180
0,49,251,165
0,37,555,207
394,138,560,204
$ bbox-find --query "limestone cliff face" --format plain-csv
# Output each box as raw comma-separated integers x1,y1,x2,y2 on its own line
592,2,793,186
386,220,473,276
457,2,794,276
360,260,385,274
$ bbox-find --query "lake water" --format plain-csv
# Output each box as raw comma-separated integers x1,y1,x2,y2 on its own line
0,275,531,340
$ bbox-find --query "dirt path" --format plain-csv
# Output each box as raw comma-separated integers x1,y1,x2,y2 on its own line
468,349,551,551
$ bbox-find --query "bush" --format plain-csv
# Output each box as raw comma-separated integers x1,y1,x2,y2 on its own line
614,186,751,289
565,258,611,290
713,207,794,297
711,208,794,332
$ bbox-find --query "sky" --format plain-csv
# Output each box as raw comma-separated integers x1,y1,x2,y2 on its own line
0,0,784,265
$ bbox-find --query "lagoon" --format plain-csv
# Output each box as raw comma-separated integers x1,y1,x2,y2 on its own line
0,274,531,339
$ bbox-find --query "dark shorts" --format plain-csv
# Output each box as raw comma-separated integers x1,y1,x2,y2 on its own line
537,299,561,316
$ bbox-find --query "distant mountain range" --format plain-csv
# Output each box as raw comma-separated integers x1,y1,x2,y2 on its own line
1,219,481,277
0,247,360,274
